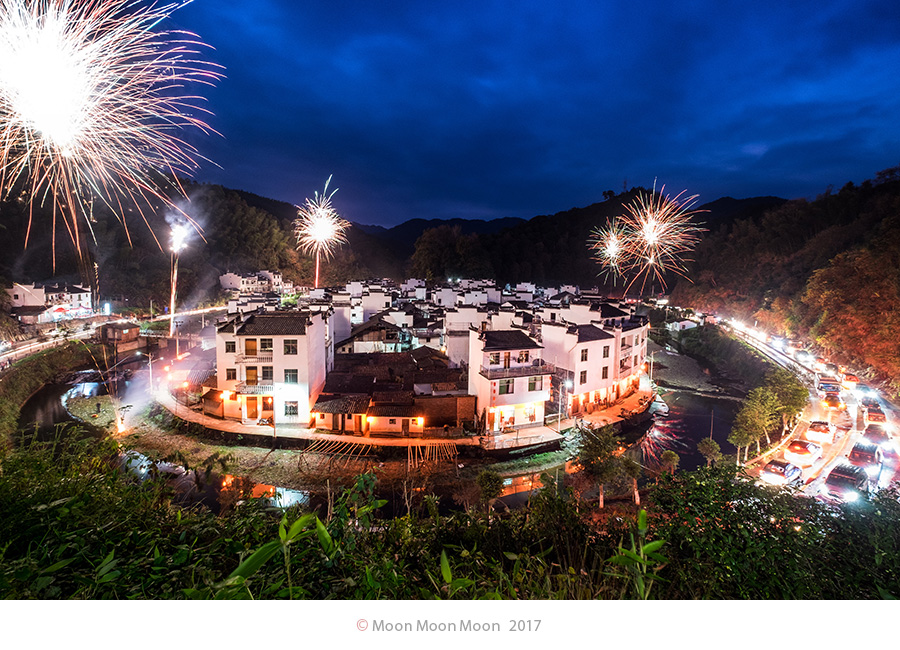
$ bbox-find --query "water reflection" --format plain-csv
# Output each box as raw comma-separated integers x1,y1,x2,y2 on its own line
121,450,309,513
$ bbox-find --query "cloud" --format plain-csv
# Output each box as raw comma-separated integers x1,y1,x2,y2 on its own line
173,0,900,225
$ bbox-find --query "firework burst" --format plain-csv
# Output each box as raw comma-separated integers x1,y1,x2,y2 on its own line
588,185,705,294
294,176,350,288
0,0,221,262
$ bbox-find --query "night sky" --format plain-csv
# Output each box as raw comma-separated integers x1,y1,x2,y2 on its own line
174,0,900,227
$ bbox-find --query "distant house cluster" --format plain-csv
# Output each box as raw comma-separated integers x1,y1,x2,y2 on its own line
5,281,94,324
202,277,649,440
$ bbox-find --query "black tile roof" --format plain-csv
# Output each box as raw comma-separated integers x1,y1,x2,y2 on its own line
590,302,630,318
574,324,615,343
480,329,542,351
313,395,371,414
235,313,309,336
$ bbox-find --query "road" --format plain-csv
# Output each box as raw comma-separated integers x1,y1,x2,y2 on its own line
730,324,898,499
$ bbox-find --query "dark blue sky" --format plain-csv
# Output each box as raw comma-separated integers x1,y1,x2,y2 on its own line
174,0,900,226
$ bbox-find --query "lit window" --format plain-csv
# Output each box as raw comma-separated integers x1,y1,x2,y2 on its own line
284,401,298,416
518,350,530,363
489,352,500,365
284,339,298,355
284,369,298,384
581,349,588,362
499,378,514,395
528,376,543,391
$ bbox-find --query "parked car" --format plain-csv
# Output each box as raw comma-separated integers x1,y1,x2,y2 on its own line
759,459,803,487
847,441,884,478
865,406,887,424
806,420,835,444
822,463,870,503
822,394,845,411
841,374,859,390
784,439,823,466
860,395,880,409
863,424,893,452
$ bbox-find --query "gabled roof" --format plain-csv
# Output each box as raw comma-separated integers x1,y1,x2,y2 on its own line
590,302,630,319
234,312,309,336
573,324,614,343
312,395,371,414
480,329,542,351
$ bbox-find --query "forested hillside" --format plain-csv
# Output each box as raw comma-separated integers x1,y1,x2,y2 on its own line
669,166,900,392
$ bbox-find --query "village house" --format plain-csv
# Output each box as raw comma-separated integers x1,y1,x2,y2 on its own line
467,328,554,434
209,309,332,425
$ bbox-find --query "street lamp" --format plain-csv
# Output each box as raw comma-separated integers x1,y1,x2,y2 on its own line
557,375,573,433
265,395,276,441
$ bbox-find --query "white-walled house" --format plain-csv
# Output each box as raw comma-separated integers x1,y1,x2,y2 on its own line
540,318,648,414
467,328,553,434
212,310,331,426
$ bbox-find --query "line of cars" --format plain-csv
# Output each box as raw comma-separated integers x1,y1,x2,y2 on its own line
728,323,895,503
760,382,895,504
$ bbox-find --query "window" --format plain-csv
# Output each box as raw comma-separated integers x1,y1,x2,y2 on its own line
319,413,325,420
260,338,273,351
580,370,587,385
284,339,298,355
389,418,396,424
499,378,514,395
581,348,588,362
603,345,610,359
518,350,530,363
602,366,609,379
226,368,236,381
284,401,298,416
528,376,543,391
262,366,273,381
284,369,298,383
225,341,236,353
489,352,500,365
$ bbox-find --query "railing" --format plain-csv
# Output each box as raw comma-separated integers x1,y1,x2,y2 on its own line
479,360,555,380
236,352,274,363
236,380,274,394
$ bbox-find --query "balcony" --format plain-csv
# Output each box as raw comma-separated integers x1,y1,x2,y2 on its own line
236,352,274,364
619,343,633,358
479,360,555,380
236,380,274,394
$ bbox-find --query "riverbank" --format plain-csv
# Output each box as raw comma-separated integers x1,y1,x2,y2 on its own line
649,339,744,399
0,342,102,449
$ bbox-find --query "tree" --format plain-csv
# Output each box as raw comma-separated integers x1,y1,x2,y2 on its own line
620,455,642,505
765,368,809,432
476,470,504,513
659,450,680,475
728,409,758,464
697,438,722,467
577,425,623,508
744,387,781,452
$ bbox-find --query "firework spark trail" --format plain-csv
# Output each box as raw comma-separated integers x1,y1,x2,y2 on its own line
168,222,187,337
0,0,222,263
588,185,705,293
293,175,350,288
